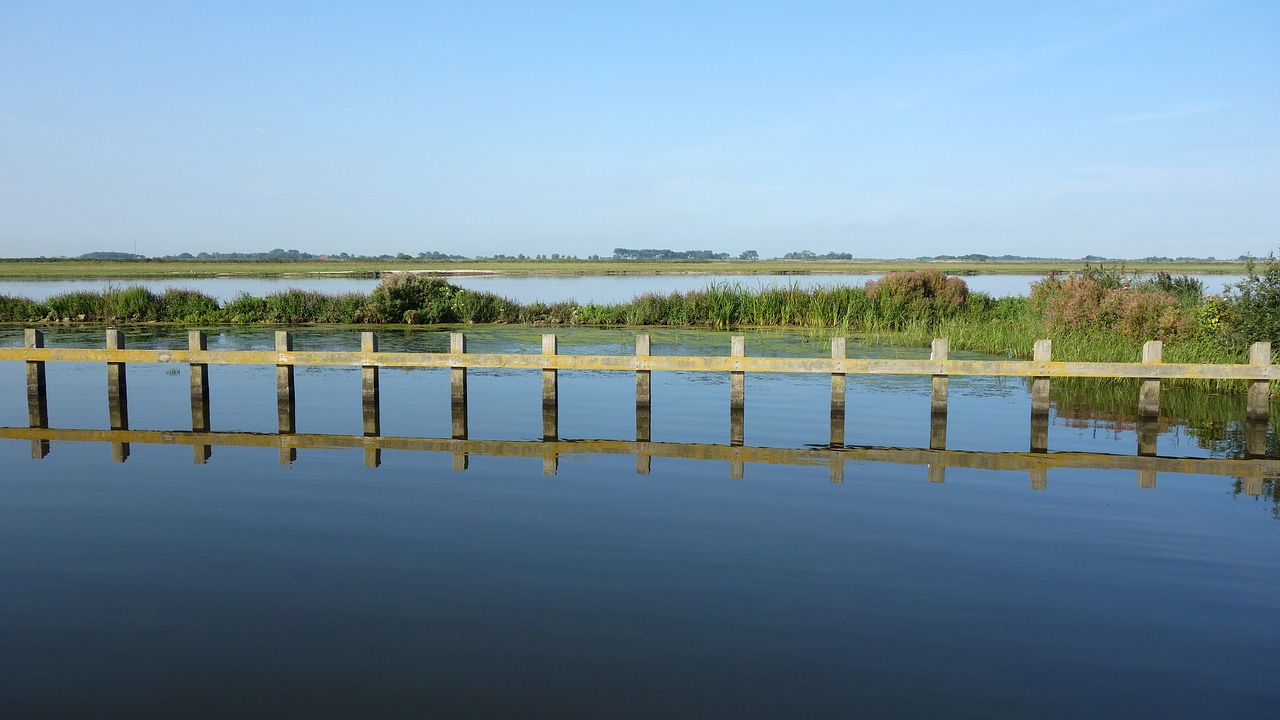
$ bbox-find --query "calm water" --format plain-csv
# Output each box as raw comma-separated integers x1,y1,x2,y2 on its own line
0,272,1246,304
1,327,1278,719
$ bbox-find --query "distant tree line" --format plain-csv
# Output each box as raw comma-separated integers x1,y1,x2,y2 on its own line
782,250,854,260
66,247,1251,263
613,248,731,260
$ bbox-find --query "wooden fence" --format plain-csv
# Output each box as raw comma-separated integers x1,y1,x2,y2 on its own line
2,329,1275,459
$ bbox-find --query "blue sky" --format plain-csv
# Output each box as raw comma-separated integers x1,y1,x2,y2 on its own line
1,0,1276,259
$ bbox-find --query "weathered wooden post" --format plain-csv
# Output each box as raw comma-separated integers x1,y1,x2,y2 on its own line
450,333,468,440
542,333,558,441
831,337,846,447
364,446,380,469
106,329,129,462
730,336,745,447
1030,466,1047,491
636,334,651,443
276,331,296,464
106,328,129,431
25,329,48,429
730,336,745,409
1246,342,1271,457
730,448,744,480
189,330,211,464
189,331,210,430
1248,341,1271,420
361,331,380,437
1138,469,1156,489
930,338,949,413
928,463,945,484
1030,339,1051,453
543,447,558,476
451,450,468,471
929,338,948,450
1136,340,1162,457
275,331,296,434
1138,340,1162,418
636,443,651,475
829,458,844,484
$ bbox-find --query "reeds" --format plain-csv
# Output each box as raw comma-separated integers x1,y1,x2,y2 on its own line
0,273,1271,397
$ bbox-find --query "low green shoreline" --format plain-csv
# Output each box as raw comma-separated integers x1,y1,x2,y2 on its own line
4,268,1276,395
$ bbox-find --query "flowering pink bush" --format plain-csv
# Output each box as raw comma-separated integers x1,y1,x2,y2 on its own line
1030,273,1192,340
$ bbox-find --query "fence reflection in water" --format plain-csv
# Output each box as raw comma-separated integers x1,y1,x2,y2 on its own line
2,426,1276,497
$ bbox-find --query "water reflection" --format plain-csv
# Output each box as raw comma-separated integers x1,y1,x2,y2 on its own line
4,426,1276,487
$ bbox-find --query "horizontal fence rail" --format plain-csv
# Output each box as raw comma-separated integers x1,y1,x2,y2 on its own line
2,428,1276,491
3,346,1280,380
3,330,1275,460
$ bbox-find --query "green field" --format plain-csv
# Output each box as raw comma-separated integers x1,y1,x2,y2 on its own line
0,257,1251,280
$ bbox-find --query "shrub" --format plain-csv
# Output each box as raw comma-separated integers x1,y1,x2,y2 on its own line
862,270,969,329
1220,253,1280,345
158,288,220,323
46,291,103,321
1030,273,1192,341
0,294,47,322
367,274,457,324
1136,272,1204,304
102,286,162,321
224,292,267,323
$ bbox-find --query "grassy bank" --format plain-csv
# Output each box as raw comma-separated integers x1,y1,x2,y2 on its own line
2,268,1275,393
0,256,1251,280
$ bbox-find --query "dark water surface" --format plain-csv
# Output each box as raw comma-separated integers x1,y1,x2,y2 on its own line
1,327,1278,719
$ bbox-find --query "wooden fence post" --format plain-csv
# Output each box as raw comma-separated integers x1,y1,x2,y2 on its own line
1247,341,1271,421
930,338,949,412
26,329,48,429
25,329,49,459
542,333,558,441
831,337,846,447
1031,339,1051,453
276,330,296,434
1139,340,1162,418
189,330,211,464
106,328,129,430
361,331,380,437
275,331,296,464
636,334,651,443
929,338,948,450
450,333,468,440
730,336,745,409
189,331,210,432
730,336,745,447
106,329,129,463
